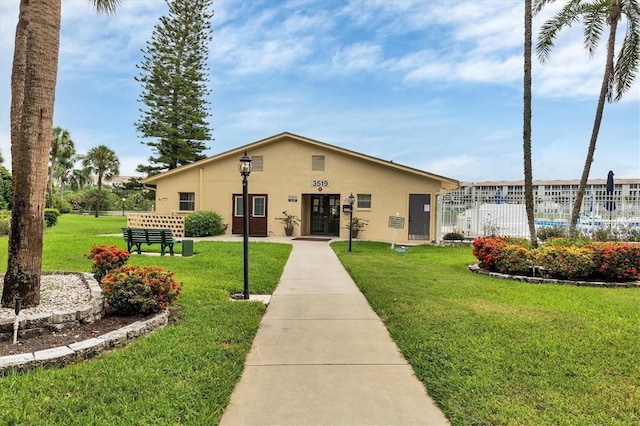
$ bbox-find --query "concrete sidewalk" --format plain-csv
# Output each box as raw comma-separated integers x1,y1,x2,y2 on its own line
220,240,449,425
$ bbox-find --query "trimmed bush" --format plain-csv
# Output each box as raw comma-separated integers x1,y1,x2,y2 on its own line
86,245,130,281
495,244,535,275
443,232,464,241
184,210,227,237
586,243,640,282
44,208,60,228
102,265,182,315
535,245,593,279
472,236,509,270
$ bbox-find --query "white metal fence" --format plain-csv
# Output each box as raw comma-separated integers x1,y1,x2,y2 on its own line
437,192,640,242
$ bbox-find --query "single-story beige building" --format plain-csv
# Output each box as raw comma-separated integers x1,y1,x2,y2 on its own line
142,132,459,243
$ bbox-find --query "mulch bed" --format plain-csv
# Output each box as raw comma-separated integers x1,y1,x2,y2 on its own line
0,314,142,356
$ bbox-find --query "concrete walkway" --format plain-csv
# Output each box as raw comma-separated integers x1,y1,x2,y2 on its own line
220,240,449,425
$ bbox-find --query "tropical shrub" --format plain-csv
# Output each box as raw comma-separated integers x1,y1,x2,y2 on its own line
472,236,509,270
101,265,182,315
443,232,464,241
543,236,591,247
184,210,227,237
86,245,130,281
535,245,593,279
536,226,566,241
586,243,640,282
44,208,60,228
495,244,535,275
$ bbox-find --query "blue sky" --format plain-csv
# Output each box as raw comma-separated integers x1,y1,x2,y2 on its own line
0,0,638,182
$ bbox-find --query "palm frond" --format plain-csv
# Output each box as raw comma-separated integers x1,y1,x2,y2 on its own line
533,0,558,15
90,0,121,15
611,7,640,101
582,2,609,55
536,0,584,63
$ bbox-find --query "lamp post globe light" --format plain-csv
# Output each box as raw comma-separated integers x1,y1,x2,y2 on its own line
347,193,355,252
238,151,253,300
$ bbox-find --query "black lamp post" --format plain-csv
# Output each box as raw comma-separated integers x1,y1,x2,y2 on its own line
347,193,355,252
238,151,253,300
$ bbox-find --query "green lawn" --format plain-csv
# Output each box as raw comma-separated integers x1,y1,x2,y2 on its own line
0,215,291,425
333,241,640,425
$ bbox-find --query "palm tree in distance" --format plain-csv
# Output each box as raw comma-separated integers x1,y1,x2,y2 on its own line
534,0,640,235
82,145,120,218
49,126,75,208
523,0,538,248
2,0,121,308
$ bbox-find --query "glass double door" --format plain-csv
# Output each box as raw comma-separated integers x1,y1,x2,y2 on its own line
310,194,341,235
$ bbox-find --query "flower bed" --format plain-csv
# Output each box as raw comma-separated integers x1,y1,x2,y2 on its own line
472,237,640,282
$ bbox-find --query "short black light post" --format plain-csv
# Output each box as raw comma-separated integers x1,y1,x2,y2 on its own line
122,198,126,216
238,151,253,300
347,193,355,252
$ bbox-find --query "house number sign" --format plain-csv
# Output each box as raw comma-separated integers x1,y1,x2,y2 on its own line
311,180,330,188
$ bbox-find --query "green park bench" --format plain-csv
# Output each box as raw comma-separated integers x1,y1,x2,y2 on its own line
122,227,178,256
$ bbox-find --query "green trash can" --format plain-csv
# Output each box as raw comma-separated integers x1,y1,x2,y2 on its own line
181,239,194,257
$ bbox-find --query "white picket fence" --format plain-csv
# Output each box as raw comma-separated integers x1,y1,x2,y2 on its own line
437,192,640,242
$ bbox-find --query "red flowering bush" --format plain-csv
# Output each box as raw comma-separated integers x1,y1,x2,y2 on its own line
586,243,640,282
472,237,530,271
535,245,593,279
86,245,130,281
101,265,182,315
472,237,509,270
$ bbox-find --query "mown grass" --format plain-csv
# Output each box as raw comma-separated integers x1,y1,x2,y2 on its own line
0,215,291,425
333,241,640,426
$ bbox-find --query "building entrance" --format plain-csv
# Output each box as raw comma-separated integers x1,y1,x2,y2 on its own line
310,194,341,236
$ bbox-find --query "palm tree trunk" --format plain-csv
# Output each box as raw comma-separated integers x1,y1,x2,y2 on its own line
2,0,61,308
523,0,537,248
95,174,102,218
568,6,620,235
48,152,57,208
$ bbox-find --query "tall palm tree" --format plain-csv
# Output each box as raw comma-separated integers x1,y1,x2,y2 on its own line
524,0,538,248
535,0,640,235
82,145,120,218
48,126,75,208
2,0,121,308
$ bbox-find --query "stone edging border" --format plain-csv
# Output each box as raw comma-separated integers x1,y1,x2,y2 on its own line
0,272,105,340
0,310,169,376
468,264,640,288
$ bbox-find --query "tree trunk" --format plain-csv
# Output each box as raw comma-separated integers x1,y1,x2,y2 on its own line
2,0,61,308
48,151,56,208
523,0,537,248
568,6,620,235
95,173,102,217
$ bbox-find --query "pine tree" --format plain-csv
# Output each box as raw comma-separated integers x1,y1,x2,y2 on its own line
135,0,213,175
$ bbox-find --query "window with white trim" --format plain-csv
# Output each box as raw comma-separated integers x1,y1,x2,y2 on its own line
253,196,266,217
357,194,371,209
234,196,243,217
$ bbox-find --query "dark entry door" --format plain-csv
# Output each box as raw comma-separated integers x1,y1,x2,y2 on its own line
409,194,431,240
310,194,340,235
232,194,268,236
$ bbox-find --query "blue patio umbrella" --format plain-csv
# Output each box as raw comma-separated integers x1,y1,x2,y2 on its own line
605,170,616,212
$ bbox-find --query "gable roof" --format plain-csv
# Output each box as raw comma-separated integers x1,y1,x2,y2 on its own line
142,132,459,190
